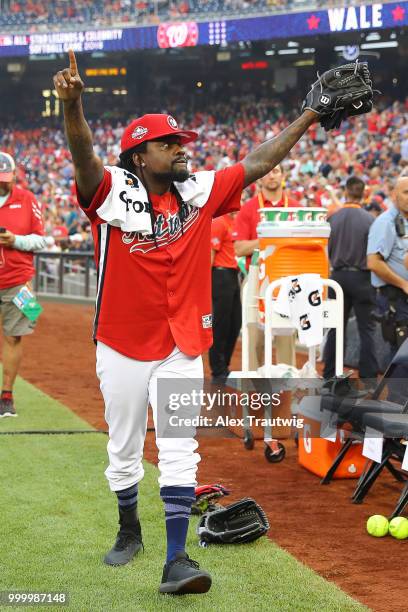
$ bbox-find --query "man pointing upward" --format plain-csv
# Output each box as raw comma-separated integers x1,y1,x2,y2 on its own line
54,51,373,595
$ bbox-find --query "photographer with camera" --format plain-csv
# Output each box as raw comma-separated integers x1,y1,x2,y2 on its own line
367,175,408,357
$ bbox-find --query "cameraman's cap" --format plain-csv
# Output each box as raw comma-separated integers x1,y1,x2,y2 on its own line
121,114,198,154
0,152,15,182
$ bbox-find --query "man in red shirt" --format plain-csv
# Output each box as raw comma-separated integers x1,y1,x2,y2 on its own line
54,50,330,595
0,152,45,418
232,164,298,264
209,213,240,383
233,164,298,369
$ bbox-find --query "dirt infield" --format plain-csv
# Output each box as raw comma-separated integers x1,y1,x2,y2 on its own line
15,302,408,612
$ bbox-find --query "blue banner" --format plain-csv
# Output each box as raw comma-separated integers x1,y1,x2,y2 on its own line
0,2,406,57
207,2,406,42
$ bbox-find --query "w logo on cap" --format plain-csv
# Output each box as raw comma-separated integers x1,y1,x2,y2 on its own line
167,116,178,129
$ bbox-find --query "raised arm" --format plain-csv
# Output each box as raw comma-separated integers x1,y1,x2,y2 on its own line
53,50,104,205
241,111,316,188
242,61,374,187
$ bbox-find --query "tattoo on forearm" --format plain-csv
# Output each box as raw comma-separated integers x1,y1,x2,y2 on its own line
63,100,95,167
242,113,315,187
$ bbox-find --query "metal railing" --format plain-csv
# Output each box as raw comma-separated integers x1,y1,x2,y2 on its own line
34,251,96,300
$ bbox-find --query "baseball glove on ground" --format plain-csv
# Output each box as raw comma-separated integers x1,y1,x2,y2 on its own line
197,498,269,545
302,61,373,131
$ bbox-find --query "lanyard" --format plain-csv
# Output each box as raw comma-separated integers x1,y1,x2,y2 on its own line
342,203,361,209
258,191,288,209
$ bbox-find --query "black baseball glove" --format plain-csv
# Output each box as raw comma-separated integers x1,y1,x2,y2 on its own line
196,498,269,545
302,61,374,131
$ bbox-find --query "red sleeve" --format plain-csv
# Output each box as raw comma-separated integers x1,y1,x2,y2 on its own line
75,168,112,223
208,163,245,218
210,217,226,252
28,192,44,235
232,200,256,241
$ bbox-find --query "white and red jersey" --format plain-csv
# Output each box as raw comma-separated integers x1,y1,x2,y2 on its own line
0,185,44,289
77,163,244,360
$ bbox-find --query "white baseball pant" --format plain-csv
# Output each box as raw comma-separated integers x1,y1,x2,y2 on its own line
96,341,203,491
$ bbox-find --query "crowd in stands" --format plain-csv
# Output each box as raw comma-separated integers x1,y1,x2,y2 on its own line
1,94,407,253
0,0,348,30
1,0,279,30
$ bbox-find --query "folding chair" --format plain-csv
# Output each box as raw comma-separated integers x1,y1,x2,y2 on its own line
391,479,408,518
350,413,408,505
320,395,406,485
320,339,408,487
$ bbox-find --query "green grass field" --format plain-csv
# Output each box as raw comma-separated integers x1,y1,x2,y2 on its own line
0,377,369,612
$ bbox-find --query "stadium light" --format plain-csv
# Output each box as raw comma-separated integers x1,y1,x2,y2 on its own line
216,51,231,61
265,50,275,56
302,48,315,54
42,100,51,118
7,63,24,73
361,41,398,49
294,60,315,67
241,61,268,70
85,68,127,77
365,32,381,41
278,49,299,55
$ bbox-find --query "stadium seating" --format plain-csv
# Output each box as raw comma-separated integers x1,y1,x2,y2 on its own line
0,95,407,243
0,0,289,30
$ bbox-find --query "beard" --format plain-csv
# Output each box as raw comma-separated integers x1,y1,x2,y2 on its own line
154,166,190,183
264,182,280,191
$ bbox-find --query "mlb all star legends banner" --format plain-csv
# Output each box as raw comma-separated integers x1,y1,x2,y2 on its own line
0,2,406,56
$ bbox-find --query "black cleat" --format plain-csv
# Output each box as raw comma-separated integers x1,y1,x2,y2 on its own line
104,525,143,566
0,399,17,418
159,551,212,595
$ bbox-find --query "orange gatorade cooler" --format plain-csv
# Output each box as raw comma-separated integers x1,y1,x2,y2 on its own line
257,208,330,324
297,396,366,479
